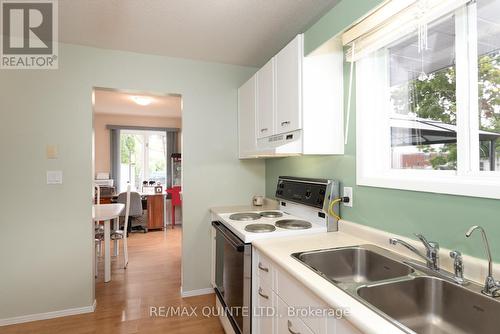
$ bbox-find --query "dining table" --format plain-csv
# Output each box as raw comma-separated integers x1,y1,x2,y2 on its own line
92,203,125,282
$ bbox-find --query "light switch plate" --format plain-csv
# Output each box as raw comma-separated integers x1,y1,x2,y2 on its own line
46,145,59,159
343,187,353,207
47,171,63,185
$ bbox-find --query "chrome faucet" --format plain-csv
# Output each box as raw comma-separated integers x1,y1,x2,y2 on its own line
450,250,465,284
389,234,440,271
465,225,500,297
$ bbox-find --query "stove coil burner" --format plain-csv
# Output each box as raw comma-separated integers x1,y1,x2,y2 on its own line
244,224,276,233
229,213,261,221
259,211,283,218
275,219,312,230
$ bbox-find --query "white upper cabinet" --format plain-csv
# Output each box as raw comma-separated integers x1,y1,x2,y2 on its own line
257,59,275,139
275,35,302,134
238,34,344,158
238,75,258,159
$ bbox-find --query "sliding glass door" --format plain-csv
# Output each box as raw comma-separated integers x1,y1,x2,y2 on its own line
119,130,167,191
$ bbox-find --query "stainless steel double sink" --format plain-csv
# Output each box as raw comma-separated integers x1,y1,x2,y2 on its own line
292,245,500,334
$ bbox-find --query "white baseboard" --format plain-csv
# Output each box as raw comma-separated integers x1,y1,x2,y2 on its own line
0,300,96,327
180,287,214,298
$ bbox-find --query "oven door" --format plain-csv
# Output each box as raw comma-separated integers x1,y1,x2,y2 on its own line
212,221,251,334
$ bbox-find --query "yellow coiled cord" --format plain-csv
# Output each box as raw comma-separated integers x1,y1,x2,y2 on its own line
328,198,342,221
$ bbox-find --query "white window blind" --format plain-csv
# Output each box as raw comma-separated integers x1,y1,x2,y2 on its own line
343,0,470,62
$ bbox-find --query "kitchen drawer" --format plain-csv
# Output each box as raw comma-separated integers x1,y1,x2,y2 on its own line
255,283,275,334
276,267,327,334
257,268,273,292
256,251,274,289
277,296,313,334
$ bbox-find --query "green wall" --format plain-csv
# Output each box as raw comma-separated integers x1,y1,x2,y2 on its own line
267,0,500,261
0,43,264,320
304,0,384,55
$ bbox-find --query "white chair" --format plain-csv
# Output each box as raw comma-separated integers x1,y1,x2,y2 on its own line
116,191,145,233
111,185,130,269
94,185,104,278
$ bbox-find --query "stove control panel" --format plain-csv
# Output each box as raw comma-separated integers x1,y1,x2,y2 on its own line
275,176,337,210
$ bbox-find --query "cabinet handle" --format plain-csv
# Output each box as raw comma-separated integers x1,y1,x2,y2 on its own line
288,320,301,334
258,262,269,272
281,121,291,126
258,287,269,300
260,128,268,132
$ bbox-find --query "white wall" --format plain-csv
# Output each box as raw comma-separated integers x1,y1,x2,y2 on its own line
0,43,264,321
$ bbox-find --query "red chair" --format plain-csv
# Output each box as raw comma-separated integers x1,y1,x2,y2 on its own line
166,186,182,229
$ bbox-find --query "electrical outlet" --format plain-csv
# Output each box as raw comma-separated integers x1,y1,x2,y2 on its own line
343,187,353,207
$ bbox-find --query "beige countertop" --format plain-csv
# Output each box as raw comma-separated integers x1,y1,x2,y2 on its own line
252,226,407,334
252,219,500,333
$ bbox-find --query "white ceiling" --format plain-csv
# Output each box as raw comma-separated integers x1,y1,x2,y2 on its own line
93,89,182,118
59,0,340,67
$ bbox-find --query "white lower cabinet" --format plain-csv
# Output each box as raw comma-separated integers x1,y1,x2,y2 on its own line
277,296,313,334
255,281,275,333
252,248,362,334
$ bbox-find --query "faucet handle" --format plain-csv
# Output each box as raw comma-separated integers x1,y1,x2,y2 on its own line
450,250,465,284
414,233,429,245
484,276,500,297
429,241,440,251
415,233,439,250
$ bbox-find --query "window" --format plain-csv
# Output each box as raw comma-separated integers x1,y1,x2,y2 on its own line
477,0,500,172
389,14,457,171
120,130,167,191
349,0,500,198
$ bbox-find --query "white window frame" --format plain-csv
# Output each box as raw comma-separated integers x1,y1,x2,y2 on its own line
356,2,500,199
120,129,167,187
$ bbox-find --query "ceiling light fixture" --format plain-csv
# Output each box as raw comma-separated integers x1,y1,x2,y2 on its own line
131,96,153,106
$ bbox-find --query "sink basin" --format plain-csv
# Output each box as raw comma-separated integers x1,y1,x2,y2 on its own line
358,276,500,334
292,246,413,284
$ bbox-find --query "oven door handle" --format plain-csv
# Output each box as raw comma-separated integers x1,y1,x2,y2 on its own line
212,221,246,252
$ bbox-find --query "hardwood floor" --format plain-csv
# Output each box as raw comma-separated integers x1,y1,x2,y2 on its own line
2,227,224,334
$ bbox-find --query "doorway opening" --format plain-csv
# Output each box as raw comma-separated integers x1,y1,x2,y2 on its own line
91,87,184,289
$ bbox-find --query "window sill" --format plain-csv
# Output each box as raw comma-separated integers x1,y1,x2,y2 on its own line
357,171,500,199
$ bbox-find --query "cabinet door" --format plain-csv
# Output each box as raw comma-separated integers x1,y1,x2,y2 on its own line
238,75,257,158
257,58,275,138
147,195,164,230
275,35,302,134
255,284,275,334
276,297,313,334
277,266,327,334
